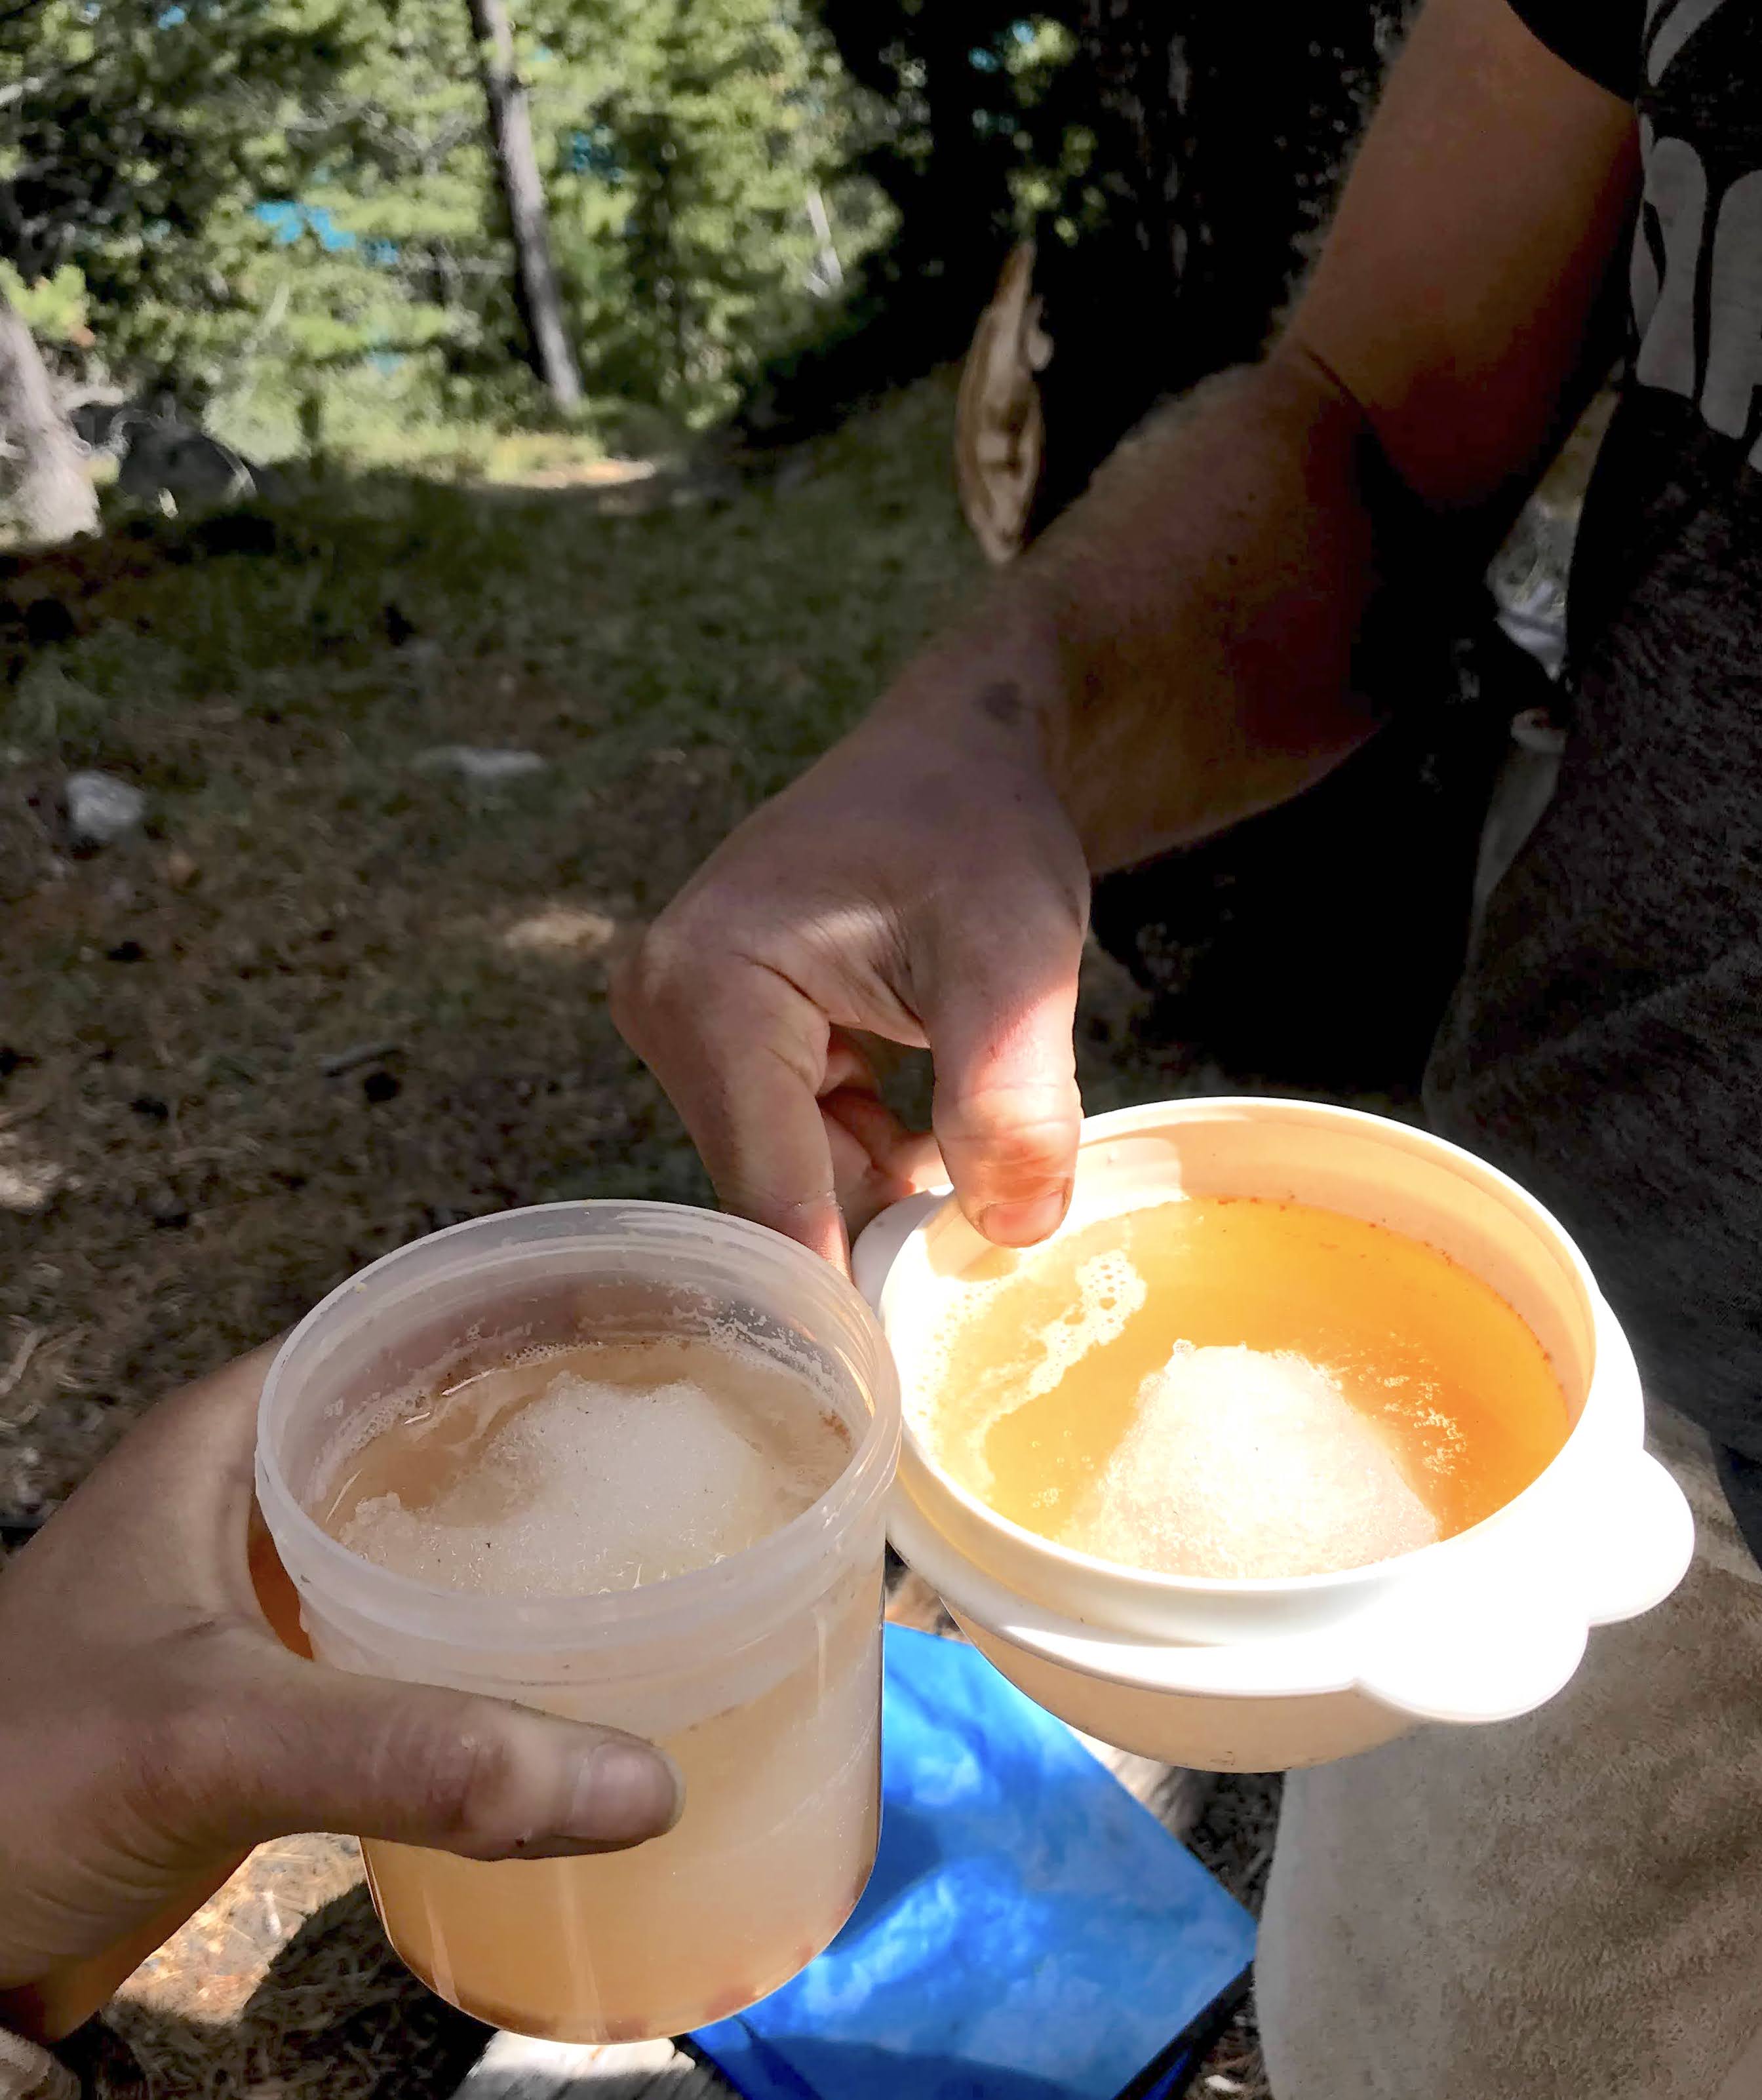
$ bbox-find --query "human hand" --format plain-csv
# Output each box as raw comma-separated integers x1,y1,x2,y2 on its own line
0,1348,680,2038
615,691,1089,1264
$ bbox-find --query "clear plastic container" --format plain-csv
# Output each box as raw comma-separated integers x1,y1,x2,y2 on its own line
256,1201,901,2042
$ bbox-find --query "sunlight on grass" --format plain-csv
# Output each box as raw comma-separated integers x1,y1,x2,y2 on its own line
0,1131,71,1213
324,423,638,488
499,904,621,955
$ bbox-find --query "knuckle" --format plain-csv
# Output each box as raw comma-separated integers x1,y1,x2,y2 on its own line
392,1716,511,1844
609,918,709,1041
608,925,666,1030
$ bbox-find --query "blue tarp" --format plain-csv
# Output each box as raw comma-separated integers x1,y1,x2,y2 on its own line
692,1626,1256,2100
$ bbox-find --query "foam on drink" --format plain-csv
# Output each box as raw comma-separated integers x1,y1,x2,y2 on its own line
303,1323,879,2044
910,1195,1570,1580
321,1334,852,1597
1073,1342,1438,1577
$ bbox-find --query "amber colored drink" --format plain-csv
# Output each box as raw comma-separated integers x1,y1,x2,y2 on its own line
313,1335,879,2042
915,1197,1571,1580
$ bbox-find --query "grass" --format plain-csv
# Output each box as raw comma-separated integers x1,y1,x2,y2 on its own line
206,359,690,489
0,373,981,1510
292,420,659,488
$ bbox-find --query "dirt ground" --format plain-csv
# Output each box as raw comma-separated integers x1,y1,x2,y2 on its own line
0,380,983,1513
2,374,1282,2095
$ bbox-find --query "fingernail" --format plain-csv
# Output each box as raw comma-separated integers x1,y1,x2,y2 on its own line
979,1185,1070,1247
568,1741,684,1842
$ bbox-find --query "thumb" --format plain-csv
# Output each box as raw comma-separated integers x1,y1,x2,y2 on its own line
925,914,1085,1248
203,1645,682,1862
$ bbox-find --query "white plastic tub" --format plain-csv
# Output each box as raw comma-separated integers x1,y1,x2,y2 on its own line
854,1099,1693,1772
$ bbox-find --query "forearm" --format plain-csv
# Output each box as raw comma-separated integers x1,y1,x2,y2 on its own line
879,343,1461,874
614,0,1638,1263
868,0,1637,876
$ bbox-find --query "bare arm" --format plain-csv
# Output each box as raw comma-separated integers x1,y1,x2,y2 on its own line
616,0,1641,1258
890,0,1639,871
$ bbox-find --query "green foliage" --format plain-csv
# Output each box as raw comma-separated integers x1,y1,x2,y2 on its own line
730,5,1087,438
2,376,971,809
0,0,362,389
2,0,892,446
0,260,90,344
544,0,891,421
810,1,1085,263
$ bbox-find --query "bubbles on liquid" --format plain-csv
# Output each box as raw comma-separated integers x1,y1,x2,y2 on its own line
337,1353,849,1598
1024,1250,1147,1399
1068,1342,1439,1579
912,1243,1148,1496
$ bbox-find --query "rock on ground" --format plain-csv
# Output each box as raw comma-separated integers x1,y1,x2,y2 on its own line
415,746,549,786
64,770,147,847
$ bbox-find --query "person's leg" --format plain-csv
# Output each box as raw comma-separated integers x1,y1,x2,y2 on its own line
1259,1410,1762,2100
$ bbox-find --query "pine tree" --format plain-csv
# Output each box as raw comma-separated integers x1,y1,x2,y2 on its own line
0,0,362,387
1,0,888,439
548,0,879,421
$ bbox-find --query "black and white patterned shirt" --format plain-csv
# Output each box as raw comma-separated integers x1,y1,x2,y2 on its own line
1430,0,1762,1549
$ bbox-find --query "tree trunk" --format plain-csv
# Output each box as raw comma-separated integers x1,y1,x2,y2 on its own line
463,0,584,413
0,289,99,547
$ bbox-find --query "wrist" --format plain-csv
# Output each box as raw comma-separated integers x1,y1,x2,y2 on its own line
869,600,1080,809
0,1853,245,2053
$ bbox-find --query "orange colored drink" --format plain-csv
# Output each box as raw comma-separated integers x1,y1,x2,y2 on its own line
312,1333,879,2041
916,1197,1570,1579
